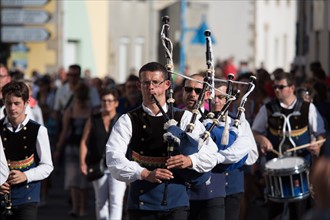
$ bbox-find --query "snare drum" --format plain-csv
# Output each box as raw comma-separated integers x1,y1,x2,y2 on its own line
264,156,310,202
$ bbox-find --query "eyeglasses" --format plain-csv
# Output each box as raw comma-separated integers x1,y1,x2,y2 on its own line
102,99,116,103
184,87,202,95
140,80,165,87
272,84,290,90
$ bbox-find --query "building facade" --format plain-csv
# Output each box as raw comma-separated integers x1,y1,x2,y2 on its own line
3,0,328,82
296,0,330,76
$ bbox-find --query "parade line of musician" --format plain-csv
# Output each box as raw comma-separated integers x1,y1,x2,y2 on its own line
1,15,329,220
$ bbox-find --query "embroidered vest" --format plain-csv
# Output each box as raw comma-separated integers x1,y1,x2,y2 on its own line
265,99,311,162
0,119,41,206
126,106,191,210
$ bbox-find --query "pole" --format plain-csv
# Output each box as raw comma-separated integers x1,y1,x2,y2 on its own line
179,0,186,74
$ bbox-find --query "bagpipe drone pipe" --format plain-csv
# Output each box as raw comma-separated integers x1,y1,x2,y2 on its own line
157,16,210,206
152,95,211,186
201,75,256,173
203,118,247,173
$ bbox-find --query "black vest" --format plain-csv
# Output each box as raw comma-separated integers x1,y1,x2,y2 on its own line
0,119,41,206
127,106,184,169
266,99,309,132
265,99,311,160
0,119,40,163
86,113,118,165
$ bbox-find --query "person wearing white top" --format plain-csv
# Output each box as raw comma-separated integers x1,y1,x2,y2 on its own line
106,62,221,220
0,81,53,220
0,138,9,185
252,71,326,220
182,73,258,220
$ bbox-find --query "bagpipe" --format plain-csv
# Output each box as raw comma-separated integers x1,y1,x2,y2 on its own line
185,30,214,133
158,16,256,205
1,193,13,218
158,17,211,206
1,167,13,218
201,75,256,172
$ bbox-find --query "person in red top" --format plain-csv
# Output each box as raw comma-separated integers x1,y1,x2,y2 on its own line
223,57,237,79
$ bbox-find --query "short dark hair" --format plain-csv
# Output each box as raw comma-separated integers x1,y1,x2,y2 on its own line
274,71,295,86
69,64,81,75
2,81,29,102
237,72,254,82
138,62,168,80
100,88,119,100
126,74,139,83
74,81,89,102
182,72,205,87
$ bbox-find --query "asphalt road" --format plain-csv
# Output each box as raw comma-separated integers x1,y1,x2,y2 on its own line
37,167,268,220
37,167,96,220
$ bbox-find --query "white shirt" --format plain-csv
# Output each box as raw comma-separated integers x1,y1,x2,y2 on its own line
0,138,9,185
53,83,72,111
106,104,221,183
29,104,44,125
203,113,258,165
2,115,54,183
252,99,326,137
53,83,101,111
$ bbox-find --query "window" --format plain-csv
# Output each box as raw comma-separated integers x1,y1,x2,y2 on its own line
65,39,79,69
134,37,144,72
119,37,130,83
283,34,287,68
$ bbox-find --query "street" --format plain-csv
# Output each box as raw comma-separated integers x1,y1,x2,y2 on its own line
37,167,96,220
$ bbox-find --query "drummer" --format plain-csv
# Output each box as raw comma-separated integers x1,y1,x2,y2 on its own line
252,71,326,220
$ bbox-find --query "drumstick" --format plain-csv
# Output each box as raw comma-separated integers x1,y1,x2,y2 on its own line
269,148,282,157
286,139,326,153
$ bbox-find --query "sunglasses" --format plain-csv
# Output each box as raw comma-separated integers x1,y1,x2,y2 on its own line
272,85,290,90
184,87,202,95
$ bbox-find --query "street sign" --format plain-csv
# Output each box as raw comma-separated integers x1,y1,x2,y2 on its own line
1,9,50,25
1,27,50,42
1,0,49,7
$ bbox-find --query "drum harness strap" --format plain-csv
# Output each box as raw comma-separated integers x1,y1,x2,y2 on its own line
270,99,303,155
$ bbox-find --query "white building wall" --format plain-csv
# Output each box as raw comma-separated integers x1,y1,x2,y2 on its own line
60,0,298,82
168,0,296,75
61,0,110,77
255,0,297,72
208,1,253,68
184,2,209,74
164,1,254,75
304,0,330,76
108,1,157,83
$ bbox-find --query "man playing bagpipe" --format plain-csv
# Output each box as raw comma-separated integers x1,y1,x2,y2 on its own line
106,62,223,220
182,73,258,220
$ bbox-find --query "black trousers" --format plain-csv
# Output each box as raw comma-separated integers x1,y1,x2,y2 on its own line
225,193,244,220
0,203,38,220
188,197,225,220
268,198,310,220
128,206,189,220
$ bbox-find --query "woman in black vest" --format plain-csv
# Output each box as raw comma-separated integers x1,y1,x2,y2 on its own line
80,88,127,220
